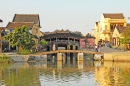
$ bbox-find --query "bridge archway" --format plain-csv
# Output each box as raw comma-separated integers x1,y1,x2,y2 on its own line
57,44,67,50
70,45,73,50
75,46,78,50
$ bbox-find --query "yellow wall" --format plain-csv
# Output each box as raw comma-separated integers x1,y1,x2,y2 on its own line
39,31,43,37
112,28,120,38
32,24,40,38
94,22,100,45
32,24,41,50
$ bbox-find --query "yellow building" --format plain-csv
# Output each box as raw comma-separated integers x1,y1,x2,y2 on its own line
94,13,127,45
112,26,125,47
39,31,43,37
112,24,130,49
94,21,100,45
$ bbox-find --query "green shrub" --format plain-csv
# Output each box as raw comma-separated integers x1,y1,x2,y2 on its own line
0,54,13,63
17,50,33,55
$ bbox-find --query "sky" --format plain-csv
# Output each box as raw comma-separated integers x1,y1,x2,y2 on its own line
0,0,130,35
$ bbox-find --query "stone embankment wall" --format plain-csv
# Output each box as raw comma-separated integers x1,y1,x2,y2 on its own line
104,51,130,62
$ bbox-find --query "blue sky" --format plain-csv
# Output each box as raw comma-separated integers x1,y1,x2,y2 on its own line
0,0,130,35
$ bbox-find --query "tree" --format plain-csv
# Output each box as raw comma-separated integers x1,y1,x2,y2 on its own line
119,26,130,50
119,26,130,44
39,40,48,47
4,25,35,51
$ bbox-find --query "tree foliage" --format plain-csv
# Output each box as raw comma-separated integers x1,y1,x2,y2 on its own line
4,25,35,51
119,26,130,44
39,40,48,47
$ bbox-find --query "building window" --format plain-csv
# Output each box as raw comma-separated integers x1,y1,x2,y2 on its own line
110,24,116,32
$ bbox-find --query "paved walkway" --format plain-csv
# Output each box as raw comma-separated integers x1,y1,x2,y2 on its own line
81,47,124,53
100,47,123,53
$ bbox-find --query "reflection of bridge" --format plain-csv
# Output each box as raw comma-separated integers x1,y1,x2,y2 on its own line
35,50,103,55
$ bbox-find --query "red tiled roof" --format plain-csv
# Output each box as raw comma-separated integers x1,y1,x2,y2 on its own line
12,14,41,27
6,22,34,29
103,13,125,19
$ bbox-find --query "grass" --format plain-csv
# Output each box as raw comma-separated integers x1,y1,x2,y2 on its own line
0,54,13,63
17,50,33,55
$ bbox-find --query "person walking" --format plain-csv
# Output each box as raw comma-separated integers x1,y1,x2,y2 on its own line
97,44,101,52
95,45,98,52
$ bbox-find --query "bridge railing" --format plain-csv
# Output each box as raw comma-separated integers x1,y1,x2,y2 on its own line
34,50,103,55
48,40,79,45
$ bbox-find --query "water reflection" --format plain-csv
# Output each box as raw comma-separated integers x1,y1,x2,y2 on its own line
95,61,130,86
0,56,130,86
77,61,83,69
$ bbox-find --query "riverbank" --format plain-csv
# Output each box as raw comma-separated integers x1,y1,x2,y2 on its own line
1,47,130,62
100,47,130,62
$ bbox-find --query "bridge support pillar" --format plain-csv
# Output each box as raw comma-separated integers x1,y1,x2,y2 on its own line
73,45,76,50
57,61,62,69
67,53,70,64
41,54,47,61
77,53,84,61
73,53,77,64
78,61,83,69
57,53,63,61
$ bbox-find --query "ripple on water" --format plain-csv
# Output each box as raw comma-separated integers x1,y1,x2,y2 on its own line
1,61,130,86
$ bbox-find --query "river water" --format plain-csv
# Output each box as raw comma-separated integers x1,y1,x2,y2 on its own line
0,59,130,86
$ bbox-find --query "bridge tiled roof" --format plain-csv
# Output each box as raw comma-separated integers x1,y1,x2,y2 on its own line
54,29,70,33
44,29,81,35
